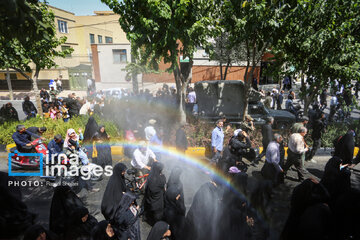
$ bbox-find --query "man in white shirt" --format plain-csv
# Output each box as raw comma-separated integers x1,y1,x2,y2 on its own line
261,133,284,185
131,141,157,172
56,76,62,92
187,87,196,114
283,127,309,181
79,100,91,115
87,78,93,95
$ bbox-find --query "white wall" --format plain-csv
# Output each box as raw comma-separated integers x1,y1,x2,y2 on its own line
97,44,142,89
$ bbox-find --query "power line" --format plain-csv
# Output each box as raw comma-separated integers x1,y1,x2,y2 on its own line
68,20,119,29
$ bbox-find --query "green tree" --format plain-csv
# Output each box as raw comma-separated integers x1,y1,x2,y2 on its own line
0,3,73,116
101,0,216,122
207,32,246,80
271,0,360,114
0,0,56,46
220,0,288,119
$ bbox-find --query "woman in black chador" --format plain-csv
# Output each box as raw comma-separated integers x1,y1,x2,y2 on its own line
164,167,185,240
320,156,351,200
83,116,99,158
281,178,335,240
91,220,117,240
146,221,171,240
49,186,84,238
111,192,141,240
0,172,35,239
83,116,99,143
101,163,128,220
92,125,112,168
183,176,222,240
64,206,98,240
144,162,166,226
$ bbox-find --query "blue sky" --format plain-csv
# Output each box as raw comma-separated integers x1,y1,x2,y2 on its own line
45,0,111,15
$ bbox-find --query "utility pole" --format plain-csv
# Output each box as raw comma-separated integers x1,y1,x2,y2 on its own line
6,68,14,100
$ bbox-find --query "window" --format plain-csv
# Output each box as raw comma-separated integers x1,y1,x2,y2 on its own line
98,35,103,43
58,20,68,33
105,36,113,43
61,46,71,57
5,73,17,80
90,34,95,44
248,105,265,115
113,49,127,63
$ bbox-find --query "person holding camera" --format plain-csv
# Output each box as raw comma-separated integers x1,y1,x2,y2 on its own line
225,129,252,172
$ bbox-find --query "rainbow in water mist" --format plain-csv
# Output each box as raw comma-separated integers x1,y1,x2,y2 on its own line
85,140,265,217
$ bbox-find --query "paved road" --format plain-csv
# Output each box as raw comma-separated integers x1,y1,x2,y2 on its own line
2,150,360,239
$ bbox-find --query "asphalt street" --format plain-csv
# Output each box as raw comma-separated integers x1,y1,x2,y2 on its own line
2,150,360,239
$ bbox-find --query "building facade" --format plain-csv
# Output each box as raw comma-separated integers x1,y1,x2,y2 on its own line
91,43,138,89
0,6,129,91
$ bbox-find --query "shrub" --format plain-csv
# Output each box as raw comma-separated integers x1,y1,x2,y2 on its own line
0,115,122,145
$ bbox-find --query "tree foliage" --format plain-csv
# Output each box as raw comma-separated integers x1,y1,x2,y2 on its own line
220,0,288,118
207,32,247,80
0,2,73,116
271,0,360,113
0,0,56,45
101,0,217,122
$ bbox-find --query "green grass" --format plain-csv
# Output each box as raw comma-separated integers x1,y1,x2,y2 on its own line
0,115,122,145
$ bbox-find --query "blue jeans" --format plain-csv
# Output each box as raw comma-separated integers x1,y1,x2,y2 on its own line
78,149,89,165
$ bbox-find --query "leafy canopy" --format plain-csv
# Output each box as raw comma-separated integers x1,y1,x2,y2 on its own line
101,0,216,72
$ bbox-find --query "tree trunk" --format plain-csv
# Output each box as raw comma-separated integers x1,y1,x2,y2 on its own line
6,68,14,100
174,61,193,124
303,89,317,116
131,55,139,94
220,62,223,80
300,73,305,101
132,73,138,94
174,67,186,124
223,60,230,80
33,67,43,117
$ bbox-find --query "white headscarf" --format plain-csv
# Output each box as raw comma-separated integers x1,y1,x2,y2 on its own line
64,128,79,148
144,126,156,141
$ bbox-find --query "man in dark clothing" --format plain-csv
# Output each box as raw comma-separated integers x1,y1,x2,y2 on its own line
252,78,258,91
320,89,327,110
307,113,326,161
175,124,188,153
47,135,64,161
0,102,18,122
22,96,37,120
225,130,252,171
65,94,80,118
308,103,321,128
42,102,49,113
27,127,47,136
12,125,40,152
40,88,50,102
257,117,274,162
355,82,360,99
277,90,284,110
334,130,356,165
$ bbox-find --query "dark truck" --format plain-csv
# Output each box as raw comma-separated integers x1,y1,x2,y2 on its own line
194,80,296,129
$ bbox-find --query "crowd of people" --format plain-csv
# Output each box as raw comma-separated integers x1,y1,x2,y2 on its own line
1,78,360,240
0,82,199,125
